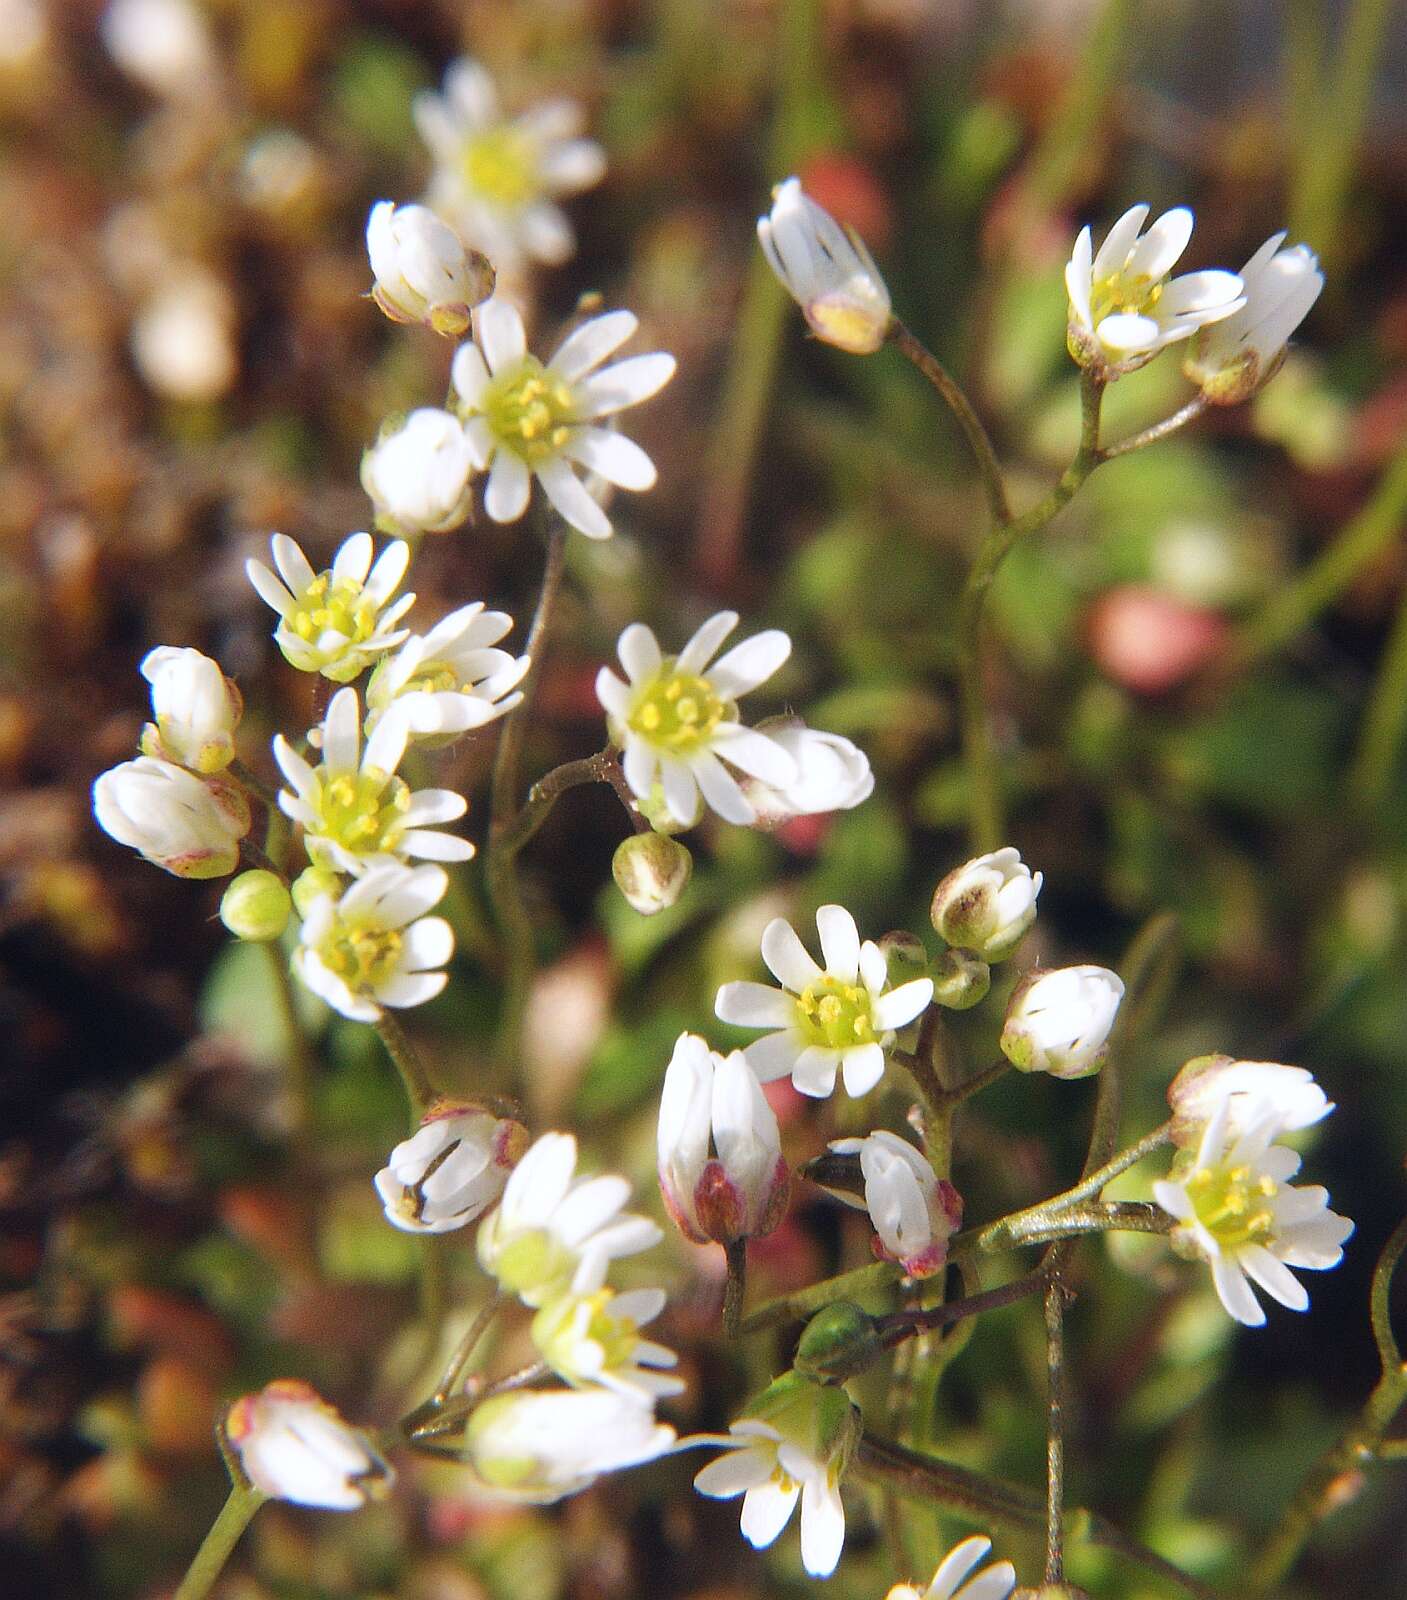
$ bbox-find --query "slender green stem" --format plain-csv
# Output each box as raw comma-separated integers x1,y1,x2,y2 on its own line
374,1011,437,1123
261,939,314,1143
741,1260,900,1334
874,1270,1049,1350
890,320,1012,526
856,1433,1219,1600
493,748,637,862
487,523,569,1064
1349,573,1407,811
1045,1279,1068,1585
977,1124,1173,1250
229,756,279,810
1234,443,1407,667
434,1293,503,1405
957,370,1105,850
722,1239,748,1338
1099,394,1208,460
1247,1216,1407,1594
964,1200,1173,1253
170,1484,265,1600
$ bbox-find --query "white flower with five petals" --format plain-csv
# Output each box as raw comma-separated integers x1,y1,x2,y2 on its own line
245,532,414,682
452,297,675,539
415,57,606,271
292,863,454,1024
1153,1100,1353,1327
365,602,530,740
273,688,473,876
715,904,933,1098
1065,204,1244,374
596,611,796,828
476,1131,662,1308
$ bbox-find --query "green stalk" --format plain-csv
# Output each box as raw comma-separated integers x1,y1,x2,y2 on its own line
1349,556,1407,811
170,1485,265,1600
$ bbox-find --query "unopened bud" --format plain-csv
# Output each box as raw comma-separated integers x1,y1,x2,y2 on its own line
794,1302,881,1382
290,864,342,917
613,832,692,915
220,869,291,941
931,947,991,1010
930,846,1041,960
878,930,929,986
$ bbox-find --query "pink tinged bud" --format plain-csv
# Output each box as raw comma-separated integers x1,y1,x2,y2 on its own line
139,645,243,774
1166,1053,1332,1147
366,200,495,337
831,1131,961,1279
93,757,250,879
225,1379,392,1509
658,1034,790,1246
375,1099,529,1234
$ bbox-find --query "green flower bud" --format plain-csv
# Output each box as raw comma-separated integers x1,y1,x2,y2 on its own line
290,864,343,917
612,832,692,915
878,930,929,987
220,870,291,941
794,1302,882,1382
931,947,991,1010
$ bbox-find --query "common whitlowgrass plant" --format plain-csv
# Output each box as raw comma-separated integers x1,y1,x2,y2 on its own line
89,66,1392,1600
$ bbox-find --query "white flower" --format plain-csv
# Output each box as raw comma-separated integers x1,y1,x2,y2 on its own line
293,863,454,1024
657,1033,790,1245
374,1100,528,1233
758,177,892,355
742,719,874,825
130,270,237,402
465,1387,676,1504
531,1286,684,1402
452,297,675,539
885,1535,1017,1600
100,0,217,99
1065,204,1244,373
364,602,529,741
273,687,472,876
715,904,934,1099
999,964,1124,1080
93,757,249,879
694,1372,858,1579
1183,232,1324,403
415,57,606,270
596,611,796,828
360,409,479,539
1153,1100,1354,1327
1167,1054,1333,1149
225,1380,393,1510
138,646,242,774
477,1131,662,1308
930,847,1042,960
246,532,415,682
827,1130,962,1279
366,200,493,338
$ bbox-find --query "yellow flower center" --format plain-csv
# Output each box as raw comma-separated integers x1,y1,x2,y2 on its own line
627,664,728,754
795,975,877,1051
317,917,404,992
1090,271,1165,328
490,1227,575,1300
483,356,577,464
307,766,411,861
1186,1162,1278,1250
404,658,465,696
286,573,380,656
459,125,539,207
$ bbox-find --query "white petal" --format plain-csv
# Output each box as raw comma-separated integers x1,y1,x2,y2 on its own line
403,917,454,971
331,531,373,585
617,622,662,683
660,757,702,828
792,1046,840,1098
742,1031,806,1083
1125,206,1194,282
676,611,738,675
272,533,317,593
927,1535,992,1600
574,353,676,418
595,667,631,719
957,1565,1017,1600
815,904,860,982
379,972,448,1008
1097,312,1162,352
485,451,532,523
798,1477,845,1578
690,748,754,824
564,427,657,490
535,456,612,539
246,559,293,616
402,789,466,827
710,724,797,785
872,978,934,1031
475,297,527,374
739,1479,800,1549
1239,1245,1309,1311
549,311,638,383
841,1042,885,1097
1091,203,1151,280
715,981,796,1029
707,630,791,698
539,137,607,194
1211,1255,1265,1326
451,341,491,406
761,917,821,992
694,1445,773,1499
400,829,476,862
621,736,660,800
